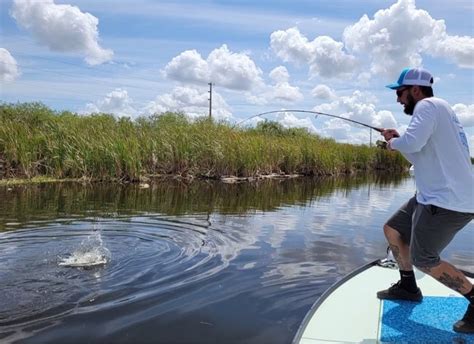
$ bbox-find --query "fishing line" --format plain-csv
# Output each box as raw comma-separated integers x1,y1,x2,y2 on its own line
236,109,384,133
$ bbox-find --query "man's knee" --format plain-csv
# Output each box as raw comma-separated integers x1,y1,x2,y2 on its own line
412,261,437,275
383,224,400,240
409,247,440,271
416,265,432,274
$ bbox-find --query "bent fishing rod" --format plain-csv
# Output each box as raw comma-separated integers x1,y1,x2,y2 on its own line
236,109,384,133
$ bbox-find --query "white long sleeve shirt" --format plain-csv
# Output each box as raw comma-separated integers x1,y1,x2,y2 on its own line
390,97,474,213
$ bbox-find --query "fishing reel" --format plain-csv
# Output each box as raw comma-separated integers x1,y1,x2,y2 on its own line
376,140,388,149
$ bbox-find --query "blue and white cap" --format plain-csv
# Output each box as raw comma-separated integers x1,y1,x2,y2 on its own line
386,68,434,89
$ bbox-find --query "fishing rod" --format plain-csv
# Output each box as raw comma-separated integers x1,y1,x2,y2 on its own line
236,109,384,133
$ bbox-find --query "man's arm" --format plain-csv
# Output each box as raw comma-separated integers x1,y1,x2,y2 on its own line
385,101,437,153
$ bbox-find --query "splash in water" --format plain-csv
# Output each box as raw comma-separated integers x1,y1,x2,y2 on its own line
59,231,111,267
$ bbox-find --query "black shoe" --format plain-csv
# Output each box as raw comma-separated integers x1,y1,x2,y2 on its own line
376,281,423,302
453,304,474,334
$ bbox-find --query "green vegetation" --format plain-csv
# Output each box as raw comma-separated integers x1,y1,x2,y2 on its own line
0,102,409,182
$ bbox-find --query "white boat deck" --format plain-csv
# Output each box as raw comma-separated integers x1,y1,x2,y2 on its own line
297,264,473,344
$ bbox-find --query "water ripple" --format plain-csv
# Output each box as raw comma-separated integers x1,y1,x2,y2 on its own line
0,215,234,334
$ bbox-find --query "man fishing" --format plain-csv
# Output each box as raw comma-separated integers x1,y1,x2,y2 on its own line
378,67,474,333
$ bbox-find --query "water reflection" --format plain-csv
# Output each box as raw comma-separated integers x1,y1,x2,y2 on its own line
0,174,472,344
0,173,405,231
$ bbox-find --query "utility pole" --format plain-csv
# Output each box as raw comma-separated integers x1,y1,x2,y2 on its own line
208,82,213,119
369,128,372,147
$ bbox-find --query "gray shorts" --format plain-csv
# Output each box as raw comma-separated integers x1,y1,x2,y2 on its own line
386,196,473,268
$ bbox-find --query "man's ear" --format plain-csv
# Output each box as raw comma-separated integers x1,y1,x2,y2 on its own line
411,86,421,99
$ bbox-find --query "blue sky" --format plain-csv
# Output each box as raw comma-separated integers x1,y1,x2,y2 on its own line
1,0,473,145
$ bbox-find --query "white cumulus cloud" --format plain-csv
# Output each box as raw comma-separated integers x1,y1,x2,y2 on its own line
343,0,474,78
311,84,336,100
0,48,20,82
270,82,304,103
320,118,353,142
247,66,303,105
313,91,397,143
162,49,210,84
145,86,232,121
275,111,317,132
11,0,113,65
320,117,384,144
452,103,474,128
84,88,137,117
163,44,264,91
270,27,357,78
372,110,397,129
269,66,290,83
268,66,303,103
427,24,474,69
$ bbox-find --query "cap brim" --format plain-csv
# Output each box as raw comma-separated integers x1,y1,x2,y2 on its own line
385,83,403,89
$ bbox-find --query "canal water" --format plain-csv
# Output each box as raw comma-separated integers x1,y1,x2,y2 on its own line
0,174,472,343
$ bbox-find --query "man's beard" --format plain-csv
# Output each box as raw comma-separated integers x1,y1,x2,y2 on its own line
403,94,417,115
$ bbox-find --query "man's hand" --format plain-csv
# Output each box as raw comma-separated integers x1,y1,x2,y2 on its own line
381,129,400,141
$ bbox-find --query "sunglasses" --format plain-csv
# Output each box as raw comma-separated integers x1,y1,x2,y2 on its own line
396,87,411,97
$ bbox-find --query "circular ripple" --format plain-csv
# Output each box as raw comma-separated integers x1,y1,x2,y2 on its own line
0,215,235,330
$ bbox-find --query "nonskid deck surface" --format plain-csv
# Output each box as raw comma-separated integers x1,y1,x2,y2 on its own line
297,264,474,344
381,296,471,343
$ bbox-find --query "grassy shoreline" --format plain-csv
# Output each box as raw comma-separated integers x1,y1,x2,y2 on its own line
0,102,409,184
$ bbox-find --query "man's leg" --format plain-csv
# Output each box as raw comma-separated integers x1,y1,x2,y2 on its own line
410,204,473,333
418,261,474,333
377,224,422,300
383,224,412,271
419,261,472,295
377,197,422,301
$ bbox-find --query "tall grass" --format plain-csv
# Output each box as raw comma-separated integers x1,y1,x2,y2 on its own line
0,102,409,181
